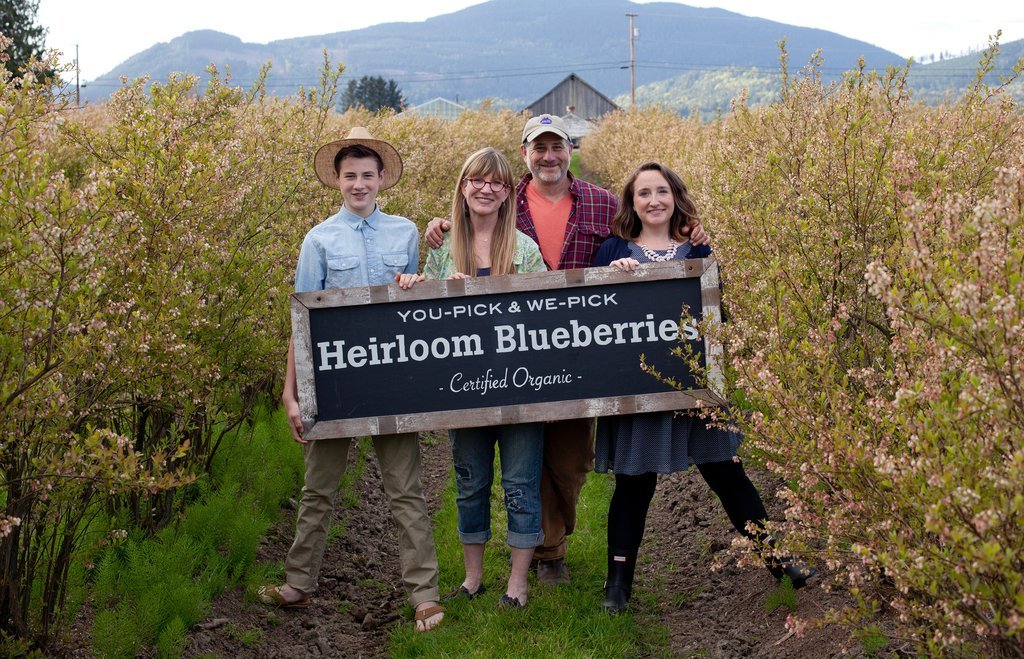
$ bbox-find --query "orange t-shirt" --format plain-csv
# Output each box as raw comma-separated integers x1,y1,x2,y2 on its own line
525,183,573,270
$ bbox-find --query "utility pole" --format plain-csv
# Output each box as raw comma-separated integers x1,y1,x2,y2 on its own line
626,13,637,109
75,44,80,107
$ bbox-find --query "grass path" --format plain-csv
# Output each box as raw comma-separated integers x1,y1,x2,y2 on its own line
388,457,663,657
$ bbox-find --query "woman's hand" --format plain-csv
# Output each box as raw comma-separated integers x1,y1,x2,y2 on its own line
395,273,425,289
609,257,641,272
446,272,470,281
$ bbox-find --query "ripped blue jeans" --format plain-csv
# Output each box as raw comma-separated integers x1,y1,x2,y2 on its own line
450,423,544,548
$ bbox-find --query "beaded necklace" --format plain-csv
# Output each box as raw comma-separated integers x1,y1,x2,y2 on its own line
635,241,681,262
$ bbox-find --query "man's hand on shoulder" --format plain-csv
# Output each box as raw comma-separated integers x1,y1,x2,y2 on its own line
425,218,451,249
689,222,710,247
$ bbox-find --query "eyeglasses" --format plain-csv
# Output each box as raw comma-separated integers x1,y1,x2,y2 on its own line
463,177,510,193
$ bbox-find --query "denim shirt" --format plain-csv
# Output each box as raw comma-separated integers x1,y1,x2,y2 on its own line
294,204,420,293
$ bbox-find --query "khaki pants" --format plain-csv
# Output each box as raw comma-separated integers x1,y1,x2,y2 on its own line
284,433,440,607
533,418,596,561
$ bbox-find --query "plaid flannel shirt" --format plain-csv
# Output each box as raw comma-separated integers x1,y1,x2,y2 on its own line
515,172,618,271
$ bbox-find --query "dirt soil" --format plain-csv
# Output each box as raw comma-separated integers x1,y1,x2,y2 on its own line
640,467,872,657
60,436,878,658
180,437,456,659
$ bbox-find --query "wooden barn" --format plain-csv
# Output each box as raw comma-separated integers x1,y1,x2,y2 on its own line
525,73,619,144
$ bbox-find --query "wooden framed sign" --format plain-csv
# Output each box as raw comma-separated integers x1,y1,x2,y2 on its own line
290,259,724,440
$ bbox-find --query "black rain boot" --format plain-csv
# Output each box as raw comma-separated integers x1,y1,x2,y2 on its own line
602,547,637,614
765,556,817,589
760,536,817,589
695,460,819,590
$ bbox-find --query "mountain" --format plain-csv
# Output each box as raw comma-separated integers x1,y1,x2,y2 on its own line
616,37,1024,116
616,66,778,117
905,38,1024,103
80,0,905,107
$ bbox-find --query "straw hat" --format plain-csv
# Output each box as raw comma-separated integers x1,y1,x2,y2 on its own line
313,127,403,190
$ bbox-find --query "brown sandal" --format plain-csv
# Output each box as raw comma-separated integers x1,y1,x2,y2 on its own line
257,584,312,609
414,604,445,632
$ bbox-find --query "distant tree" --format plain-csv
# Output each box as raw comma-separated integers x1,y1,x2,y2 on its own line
0,0,47,76
342,75,405,112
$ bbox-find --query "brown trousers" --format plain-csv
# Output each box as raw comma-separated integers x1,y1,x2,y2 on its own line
533,417,596,561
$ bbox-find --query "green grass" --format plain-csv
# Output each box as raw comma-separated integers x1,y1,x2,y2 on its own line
569,150,582,178
87,409,304,657
227,623,264,647
764,576,798,613
668,585,704,608
338,437,372,510
856,624,889,656
388,467,663,657
78,413,681,656
0,631,44,658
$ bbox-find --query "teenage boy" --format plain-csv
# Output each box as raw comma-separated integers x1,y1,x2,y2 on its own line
425,114,708,585
260,127,444,632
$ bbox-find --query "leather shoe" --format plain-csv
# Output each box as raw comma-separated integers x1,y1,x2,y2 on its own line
536,557,571,585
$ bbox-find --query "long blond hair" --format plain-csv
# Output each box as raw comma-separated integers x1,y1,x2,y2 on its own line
449,148,518,276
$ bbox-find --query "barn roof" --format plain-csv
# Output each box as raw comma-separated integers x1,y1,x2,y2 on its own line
525,73,619,122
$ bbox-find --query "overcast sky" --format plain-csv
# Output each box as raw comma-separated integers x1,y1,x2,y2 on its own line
38,0,1023,81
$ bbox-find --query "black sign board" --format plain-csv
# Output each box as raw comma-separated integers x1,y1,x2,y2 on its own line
290,259,724,439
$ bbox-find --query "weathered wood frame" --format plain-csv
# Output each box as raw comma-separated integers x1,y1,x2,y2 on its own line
290,258,724,440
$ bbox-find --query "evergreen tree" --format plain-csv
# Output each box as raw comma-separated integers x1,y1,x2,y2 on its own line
0,0,47,76
342,75,405,112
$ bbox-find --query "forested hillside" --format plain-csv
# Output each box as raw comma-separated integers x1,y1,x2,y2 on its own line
618,37,1024,115
80,0,903,106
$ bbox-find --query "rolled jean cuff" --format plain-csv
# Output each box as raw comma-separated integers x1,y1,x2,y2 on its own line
507,529,542,549
458,529,492,545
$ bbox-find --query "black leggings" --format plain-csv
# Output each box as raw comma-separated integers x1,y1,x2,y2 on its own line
607,460,769,552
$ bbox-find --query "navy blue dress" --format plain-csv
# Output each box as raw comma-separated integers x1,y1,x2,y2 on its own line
592,237,741,475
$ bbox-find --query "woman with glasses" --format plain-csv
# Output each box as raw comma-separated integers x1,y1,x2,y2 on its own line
423,147,547,608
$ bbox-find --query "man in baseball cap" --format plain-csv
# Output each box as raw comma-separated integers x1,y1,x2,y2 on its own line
511,113,712,586
425,113,708,585
521,113,571,144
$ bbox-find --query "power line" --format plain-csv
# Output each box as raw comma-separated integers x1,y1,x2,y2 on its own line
80,61,629,88
75,58,1014,91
